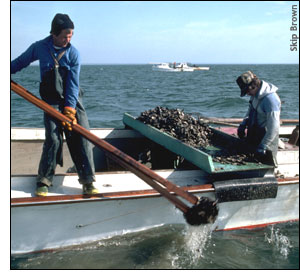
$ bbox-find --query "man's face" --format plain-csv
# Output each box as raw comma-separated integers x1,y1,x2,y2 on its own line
53,29,73,48
245,83,260,96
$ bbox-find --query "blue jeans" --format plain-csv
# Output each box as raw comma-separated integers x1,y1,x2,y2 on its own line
36,100,96,186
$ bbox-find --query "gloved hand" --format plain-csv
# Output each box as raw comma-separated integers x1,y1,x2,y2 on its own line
254,147,275,165
62,107,77,131
255,148,266,156
237,124,246,139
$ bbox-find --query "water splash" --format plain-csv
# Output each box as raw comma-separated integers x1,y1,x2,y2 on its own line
264,225,293,258
179,224,213,266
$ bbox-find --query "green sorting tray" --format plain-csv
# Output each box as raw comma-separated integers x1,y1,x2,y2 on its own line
123,113,273,174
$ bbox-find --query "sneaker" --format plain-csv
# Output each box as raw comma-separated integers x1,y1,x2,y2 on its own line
83,183,99,195
35,184,48,197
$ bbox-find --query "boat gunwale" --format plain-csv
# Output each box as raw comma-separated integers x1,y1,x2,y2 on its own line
11,184,215,207
11,177,298,207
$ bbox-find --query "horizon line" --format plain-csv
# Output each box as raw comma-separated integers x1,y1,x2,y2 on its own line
27,62,299,66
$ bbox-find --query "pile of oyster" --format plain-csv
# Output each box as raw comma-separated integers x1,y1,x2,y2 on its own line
137,106,257,165
138,106,213,148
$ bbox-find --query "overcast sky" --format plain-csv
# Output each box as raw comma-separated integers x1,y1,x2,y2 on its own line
10,1,300,64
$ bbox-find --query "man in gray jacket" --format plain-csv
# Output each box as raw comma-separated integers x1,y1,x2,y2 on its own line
236,71,281,166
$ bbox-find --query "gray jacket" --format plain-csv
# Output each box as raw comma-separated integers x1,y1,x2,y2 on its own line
241,80,281,152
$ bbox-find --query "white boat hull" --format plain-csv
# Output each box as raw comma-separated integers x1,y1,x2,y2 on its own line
11,172,299,254
11,127,299,254
11,193,184,254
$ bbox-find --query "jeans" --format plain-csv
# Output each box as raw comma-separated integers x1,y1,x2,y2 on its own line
36,100,96,186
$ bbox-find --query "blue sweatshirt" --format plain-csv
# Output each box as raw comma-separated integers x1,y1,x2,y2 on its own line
11,35,80,109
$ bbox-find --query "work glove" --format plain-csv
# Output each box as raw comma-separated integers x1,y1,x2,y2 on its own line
255,147,266,157
62,107,77,131
237,124,246,139
254,147,271,164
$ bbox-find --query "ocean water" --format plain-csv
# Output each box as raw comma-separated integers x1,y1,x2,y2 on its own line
11,64,299,128
11,64,299,269
11,222,299,269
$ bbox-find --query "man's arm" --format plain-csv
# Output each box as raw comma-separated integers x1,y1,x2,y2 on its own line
258,94,281,150
64,48,80,109
11,43,38,74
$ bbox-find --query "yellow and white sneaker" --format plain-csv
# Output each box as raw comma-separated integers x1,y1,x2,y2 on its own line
83,184,99,195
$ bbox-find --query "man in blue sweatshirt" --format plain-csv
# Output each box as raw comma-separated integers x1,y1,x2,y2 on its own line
11,13,98,196
236,71,281,166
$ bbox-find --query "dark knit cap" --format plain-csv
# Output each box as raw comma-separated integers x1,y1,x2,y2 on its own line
50,13,74,36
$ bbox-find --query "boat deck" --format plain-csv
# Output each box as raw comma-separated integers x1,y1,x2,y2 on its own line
11,127,299,201
11,169,210,200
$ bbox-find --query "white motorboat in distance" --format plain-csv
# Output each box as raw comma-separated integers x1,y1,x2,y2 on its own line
152,62,210,72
